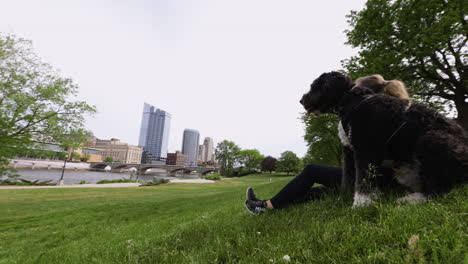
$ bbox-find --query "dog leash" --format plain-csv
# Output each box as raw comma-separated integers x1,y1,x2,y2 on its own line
385,121,407,145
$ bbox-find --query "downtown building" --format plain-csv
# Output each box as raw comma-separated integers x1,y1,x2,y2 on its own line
95,138,143,164
138,103,171,164
182,129,200,167
198,137,215,164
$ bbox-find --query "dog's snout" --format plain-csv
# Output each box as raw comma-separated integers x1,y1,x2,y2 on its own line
300,94,306,105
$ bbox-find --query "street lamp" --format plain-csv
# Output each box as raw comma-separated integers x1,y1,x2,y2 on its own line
57,148,72,186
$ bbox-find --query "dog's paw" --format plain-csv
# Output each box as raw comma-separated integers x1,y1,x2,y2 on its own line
352,192,373,208
397,192,428,204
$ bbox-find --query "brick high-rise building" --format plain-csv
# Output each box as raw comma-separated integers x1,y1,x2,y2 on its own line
166,151,187,166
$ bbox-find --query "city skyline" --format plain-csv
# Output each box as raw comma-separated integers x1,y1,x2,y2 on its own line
0,0,367,158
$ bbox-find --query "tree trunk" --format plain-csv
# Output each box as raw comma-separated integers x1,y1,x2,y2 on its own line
454,87,468,131
456,103,468,131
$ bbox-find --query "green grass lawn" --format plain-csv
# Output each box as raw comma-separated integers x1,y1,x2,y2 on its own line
0,174,466,263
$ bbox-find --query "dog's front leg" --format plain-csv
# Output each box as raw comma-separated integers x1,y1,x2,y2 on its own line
341,146,355,193
352,153,373,208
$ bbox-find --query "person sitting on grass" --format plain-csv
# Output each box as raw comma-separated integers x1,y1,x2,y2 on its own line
245,74,411,215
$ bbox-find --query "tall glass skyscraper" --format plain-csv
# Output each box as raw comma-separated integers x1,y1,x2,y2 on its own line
182,129,200,166
138,103,171,162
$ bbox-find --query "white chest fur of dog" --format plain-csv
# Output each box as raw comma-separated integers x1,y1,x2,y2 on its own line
338,121,352,147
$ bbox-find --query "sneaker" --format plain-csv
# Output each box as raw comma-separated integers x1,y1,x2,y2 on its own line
245,187,267,215
246,187,258,201
245,199,267,215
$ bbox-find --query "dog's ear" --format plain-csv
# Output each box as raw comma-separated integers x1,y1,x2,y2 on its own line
324,71,354,92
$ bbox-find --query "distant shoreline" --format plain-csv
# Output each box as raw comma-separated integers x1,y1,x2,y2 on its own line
8,159,91,171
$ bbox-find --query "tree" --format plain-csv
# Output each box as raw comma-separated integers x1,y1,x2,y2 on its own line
302,114,342,166
343,0,468,129
238,149,264,172
71,152,81,161
276,151,301,175
0,34,96,173
261,156,277,173
104,157,114,162
215,140,241,177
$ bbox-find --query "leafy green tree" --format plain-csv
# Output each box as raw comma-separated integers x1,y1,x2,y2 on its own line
215,140,241,177
343,0,468,129
71,152,81,161
276,151,301,175
104,157,114,163
0,34,96,173
302,114,342,166
238,149,264,172
261,156,277,173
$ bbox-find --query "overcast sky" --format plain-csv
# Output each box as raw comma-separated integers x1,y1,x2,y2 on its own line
0,0,366,158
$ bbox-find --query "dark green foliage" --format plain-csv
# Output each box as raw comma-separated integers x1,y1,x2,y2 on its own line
343,0,468,129
139,179,170,186
302,113,342,166
276,151,302,175
203,173,221,181
96,179,138,184
0,178,54,186
261,156,277,173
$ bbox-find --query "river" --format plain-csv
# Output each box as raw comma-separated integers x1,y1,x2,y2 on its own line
9,170,200,184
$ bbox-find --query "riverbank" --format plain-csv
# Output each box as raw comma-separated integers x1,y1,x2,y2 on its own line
8,159,90,170
0,179,215,189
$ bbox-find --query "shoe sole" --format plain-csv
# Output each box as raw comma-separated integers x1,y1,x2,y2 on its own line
246,187,252,200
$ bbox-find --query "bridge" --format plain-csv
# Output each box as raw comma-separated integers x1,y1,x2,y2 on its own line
89,162,219,176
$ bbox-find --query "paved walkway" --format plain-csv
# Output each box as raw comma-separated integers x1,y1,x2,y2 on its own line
0,179,215,189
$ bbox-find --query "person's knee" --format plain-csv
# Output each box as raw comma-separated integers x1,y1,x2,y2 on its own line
303,164,320,174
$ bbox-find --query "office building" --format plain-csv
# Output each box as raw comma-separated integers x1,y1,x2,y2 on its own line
138,103,171,163
198,145,206,162
166,151,188,166
182,129,200,166
95,138,143,164
203,137,214,162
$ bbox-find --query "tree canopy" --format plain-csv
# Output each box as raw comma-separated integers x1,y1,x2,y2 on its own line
276,151,301,175
343,0,467,129
215,140,241,177
238,149,264,172
261,156,277,173
0,34,96,168
302,114,342,166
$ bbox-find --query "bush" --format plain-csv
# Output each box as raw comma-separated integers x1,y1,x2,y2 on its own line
139,179,170,187
0,178,54,186
96,179,137,184
78,180,88,184
203,173,221,181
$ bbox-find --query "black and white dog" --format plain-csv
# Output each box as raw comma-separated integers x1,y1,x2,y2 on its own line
300,71,468,207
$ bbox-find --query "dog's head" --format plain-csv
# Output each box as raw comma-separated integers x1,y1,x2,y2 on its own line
300,71,354,114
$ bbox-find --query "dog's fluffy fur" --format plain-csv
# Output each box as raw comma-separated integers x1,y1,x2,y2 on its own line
300,72,468,206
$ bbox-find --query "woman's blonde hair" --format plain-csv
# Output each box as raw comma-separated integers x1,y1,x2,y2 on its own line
356,74,410,99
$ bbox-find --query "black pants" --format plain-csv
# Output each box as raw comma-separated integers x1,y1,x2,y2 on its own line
270,164,342,208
